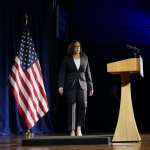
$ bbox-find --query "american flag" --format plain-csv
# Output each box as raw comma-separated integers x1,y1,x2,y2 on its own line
9,24,49,129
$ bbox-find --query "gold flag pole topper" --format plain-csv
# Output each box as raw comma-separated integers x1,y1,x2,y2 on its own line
25,14,28,25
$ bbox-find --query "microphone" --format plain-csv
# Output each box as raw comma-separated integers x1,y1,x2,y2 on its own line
126,44,140,53
126,44,141,57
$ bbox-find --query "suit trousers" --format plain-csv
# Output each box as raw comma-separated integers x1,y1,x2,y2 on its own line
66,81,87,130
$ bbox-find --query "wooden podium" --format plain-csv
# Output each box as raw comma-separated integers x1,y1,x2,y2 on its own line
107,57,143,142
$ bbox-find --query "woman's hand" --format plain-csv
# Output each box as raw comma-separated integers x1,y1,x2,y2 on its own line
58,87,64,96
89,90,94,96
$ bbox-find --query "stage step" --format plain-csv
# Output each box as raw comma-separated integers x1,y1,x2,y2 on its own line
22,134,112,146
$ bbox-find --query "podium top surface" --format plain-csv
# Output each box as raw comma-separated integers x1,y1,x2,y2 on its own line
107,57,143,74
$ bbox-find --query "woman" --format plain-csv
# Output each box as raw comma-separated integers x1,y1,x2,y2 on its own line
58,40,93,136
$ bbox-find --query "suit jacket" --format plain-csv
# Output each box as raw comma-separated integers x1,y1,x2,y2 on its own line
58,53,93,92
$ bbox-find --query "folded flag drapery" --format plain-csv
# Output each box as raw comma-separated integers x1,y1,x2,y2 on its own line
9,23,49,129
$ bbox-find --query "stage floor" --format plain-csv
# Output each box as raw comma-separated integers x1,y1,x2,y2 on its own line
0,134,150,150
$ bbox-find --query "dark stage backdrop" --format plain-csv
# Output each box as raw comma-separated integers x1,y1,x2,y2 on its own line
0,0,150,135
0,0,59,135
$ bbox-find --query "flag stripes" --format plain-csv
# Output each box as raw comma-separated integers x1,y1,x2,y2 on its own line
9,56,49,129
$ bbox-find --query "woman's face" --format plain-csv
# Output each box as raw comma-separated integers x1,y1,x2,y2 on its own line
73,42,81,55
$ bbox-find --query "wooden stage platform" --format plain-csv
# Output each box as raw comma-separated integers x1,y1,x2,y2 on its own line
22,134,112,145
0,134,150,150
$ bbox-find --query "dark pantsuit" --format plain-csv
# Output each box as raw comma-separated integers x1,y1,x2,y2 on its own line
58,54,93,131
66,81,87,130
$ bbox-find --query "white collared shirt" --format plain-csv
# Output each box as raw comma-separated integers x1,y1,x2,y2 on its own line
73,58,80,70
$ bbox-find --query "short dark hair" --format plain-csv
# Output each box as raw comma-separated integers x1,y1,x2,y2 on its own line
67,40,83,56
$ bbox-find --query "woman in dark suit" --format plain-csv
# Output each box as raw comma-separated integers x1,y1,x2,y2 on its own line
58,40,93,136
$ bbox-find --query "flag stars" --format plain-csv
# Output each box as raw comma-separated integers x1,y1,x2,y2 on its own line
17,29,38,70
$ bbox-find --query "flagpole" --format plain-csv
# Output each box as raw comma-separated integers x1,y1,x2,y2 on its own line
24,13,33,139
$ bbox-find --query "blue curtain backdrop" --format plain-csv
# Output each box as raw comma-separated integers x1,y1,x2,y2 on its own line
0,0,56,135
1,0,150,135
